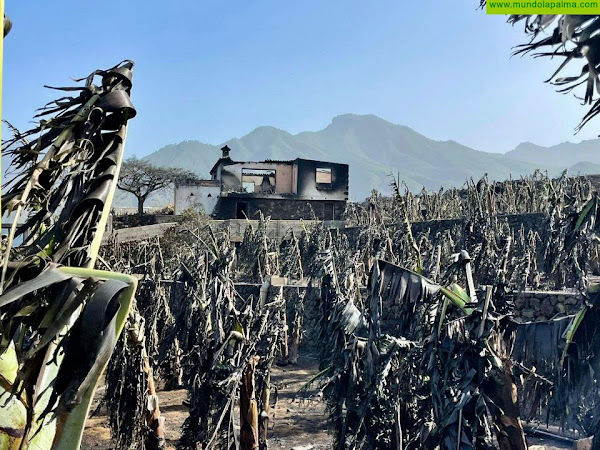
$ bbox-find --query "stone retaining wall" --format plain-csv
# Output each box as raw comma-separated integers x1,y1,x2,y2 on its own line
343,213,549,249
511,290,582,321
380,289,584,327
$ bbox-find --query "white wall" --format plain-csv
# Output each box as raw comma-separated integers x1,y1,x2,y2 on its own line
175,185,221,215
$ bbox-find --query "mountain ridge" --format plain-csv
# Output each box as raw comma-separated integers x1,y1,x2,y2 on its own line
136,114,600,203
507,138,600,168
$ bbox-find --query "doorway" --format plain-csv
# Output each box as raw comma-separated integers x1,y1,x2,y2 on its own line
324,202,334,220
236,202,248,219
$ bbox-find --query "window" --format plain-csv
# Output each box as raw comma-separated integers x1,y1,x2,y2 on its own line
316,167,332,185
242,168,276,193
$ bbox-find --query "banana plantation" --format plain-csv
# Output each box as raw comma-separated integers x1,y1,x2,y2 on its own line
2,9,600,450
91,163,600,450
1,58,599,449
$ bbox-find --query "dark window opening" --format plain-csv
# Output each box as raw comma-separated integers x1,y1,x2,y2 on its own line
323,202,335,220
236,202,248,219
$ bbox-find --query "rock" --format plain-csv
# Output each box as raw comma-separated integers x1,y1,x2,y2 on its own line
535,292,548,300
529,298,541,310
521,309,535,319
514,297,526,309
270,275,287,286
573,437,593,450
566,296,579,305
540,298,555,317
558,294,566,303
549,295,558,306
292,446,315,450
557,303,566,314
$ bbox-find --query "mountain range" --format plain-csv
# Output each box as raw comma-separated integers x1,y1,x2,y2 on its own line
123,114,600,204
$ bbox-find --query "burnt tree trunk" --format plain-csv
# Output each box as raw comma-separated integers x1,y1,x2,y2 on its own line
258,365,271,450
486,366,528,450
289,310,301,365
240,357,259,450
170,337,183,389
289,288,303,365
128,313,166,449
144,352,166,449
279,288,289,365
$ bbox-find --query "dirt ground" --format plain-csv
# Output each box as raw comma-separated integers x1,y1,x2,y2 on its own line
82,356,573,450
82,356,330,450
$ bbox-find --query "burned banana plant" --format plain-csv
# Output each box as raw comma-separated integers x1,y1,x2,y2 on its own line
316,256,401,449
178,227,284,450
557,285,600,448
107,305,165,450
314,240,532,450
0,61,137,449
421,300,527,450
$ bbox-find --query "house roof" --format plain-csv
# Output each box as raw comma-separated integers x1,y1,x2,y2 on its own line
177,179,220,187
210,156,235,175
264,159,295,164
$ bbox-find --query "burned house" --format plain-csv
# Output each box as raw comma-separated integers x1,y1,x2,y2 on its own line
174,146,349,220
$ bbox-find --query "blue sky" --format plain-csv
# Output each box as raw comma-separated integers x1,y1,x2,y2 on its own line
3,0,596,157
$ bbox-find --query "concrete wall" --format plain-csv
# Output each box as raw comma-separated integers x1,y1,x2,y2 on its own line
112,206,165,215
295,159,349,201
215,159,349,201
102,222,177,244
174,184,220,215
103,218,345,244
275,164,294,194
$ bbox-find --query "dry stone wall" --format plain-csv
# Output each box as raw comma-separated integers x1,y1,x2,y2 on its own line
379,289,584,328
510,290,582,321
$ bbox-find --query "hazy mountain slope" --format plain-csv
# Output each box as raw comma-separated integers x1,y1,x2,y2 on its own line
566,161,600,176
295,114,539,193
507,139,600,167
143,140,218,178
142,114,545,201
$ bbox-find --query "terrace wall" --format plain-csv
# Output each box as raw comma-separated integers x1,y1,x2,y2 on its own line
343,213,549,248
510,290,582,321
380,289,584,332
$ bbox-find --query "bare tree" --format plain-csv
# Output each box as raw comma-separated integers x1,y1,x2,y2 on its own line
117,157,199,214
